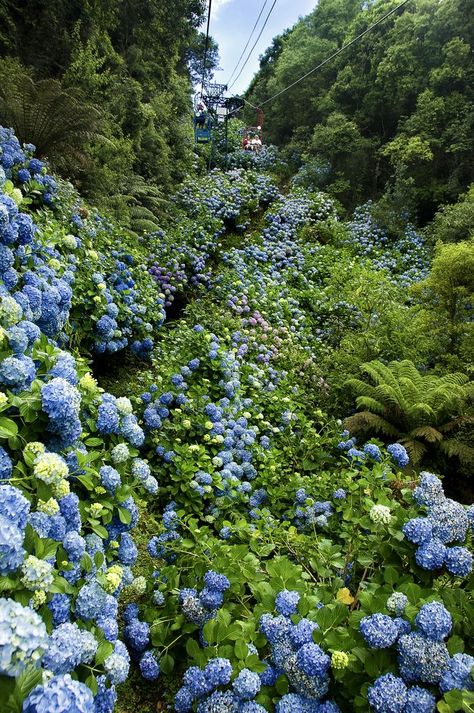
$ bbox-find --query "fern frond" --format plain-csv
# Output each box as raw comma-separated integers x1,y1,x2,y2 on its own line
345,378,377,398
131,219,161,233
438,415,474,433
354,396,386,415
410,426,443,443
373,384,403,407
362,361,401,393
345,411,400,437
438,439,474,464
438,372,469,387
401,438,427,466
407,402,436,422
395,360,423,384
129,206,159,222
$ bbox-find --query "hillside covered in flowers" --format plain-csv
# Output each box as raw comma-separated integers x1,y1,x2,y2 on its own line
0,107,473,713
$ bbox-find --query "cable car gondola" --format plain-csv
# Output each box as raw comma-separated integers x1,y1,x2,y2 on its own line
242,108,264,152
193,94,213,144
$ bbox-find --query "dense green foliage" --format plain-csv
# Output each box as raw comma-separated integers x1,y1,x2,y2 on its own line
246,0,474,220
0,0,211,220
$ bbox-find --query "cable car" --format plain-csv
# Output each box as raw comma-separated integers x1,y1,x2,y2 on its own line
242,108,264,152
193,93,212,144
194,115,213,144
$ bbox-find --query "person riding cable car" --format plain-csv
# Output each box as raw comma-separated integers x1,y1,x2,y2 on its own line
194,102,208,128
243,125,263,152
194,99,212,144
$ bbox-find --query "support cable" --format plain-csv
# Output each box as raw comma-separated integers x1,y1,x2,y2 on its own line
228,0,278,90
200,0,213,94
259,0,410,106
226,0,271,86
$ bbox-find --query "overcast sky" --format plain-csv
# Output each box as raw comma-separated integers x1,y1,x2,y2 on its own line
206,0,316,95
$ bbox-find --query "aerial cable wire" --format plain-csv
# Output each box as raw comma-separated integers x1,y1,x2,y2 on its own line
228,0,278,90
200,0,213,94
226,0,271,86
258,0,411,106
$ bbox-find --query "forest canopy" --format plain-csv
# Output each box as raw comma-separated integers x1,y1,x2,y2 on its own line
245,0,474,221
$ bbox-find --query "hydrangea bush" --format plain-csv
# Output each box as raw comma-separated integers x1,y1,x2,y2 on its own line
0,126,472,712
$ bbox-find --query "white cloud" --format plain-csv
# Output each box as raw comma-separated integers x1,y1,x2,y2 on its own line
212,0,234,15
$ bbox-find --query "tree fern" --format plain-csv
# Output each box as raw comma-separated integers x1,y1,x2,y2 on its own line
345,359,472,468
0,67,106,162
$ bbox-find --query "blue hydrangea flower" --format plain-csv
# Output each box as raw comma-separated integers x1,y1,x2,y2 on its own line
97,616,118,643
413,472,445,507
23,674,94,713
43,622,97,674
275,590,300,616
367,673,407,712
296,642,331,676
405,686,436,712
397,632,449,683
75,581,115,622
359,614,399,649
288,618,319,648
415,538,446,570
131,458,151,483
118,533,138,566
63,531,86,562
200,587,224,610
402,518,433,545
363,443,382,461
175,686,194,713
48,593,71,626
0,597,48,676
104,640,130,684
232,668,261,700
196,690,239,712
414,602,452,641
260,663,279,686
204,657,233,688
203,570,230,592
275,693,315,712
0,484,30,529
0,514,24,575
123,604,140,624
139,650,160,681
393,617,411,637
50,352,78,385
439,653,474,693
386,593,408,616
94,675,117,713
0,355,36,392
444,546,473,577
182,666,211,698
428,499,469,544
124,618,150,652
100,465,121,494
387,443,409,467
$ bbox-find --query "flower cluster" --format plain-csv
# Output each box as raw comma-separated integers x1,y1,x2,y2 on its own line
402,473,472,576
365,599,474,711
292,488,334,530
179,570,230,629
255,592,338,709
343,201,428,286
0,128,58,206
